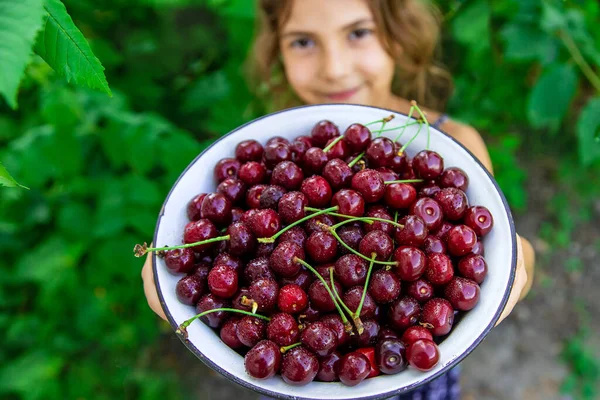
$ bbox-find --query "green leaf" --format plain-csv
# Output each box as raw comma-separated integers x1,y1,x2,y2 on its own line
15,236,85,283
451,0,490,51
577,96,600,165
34,0,111,96
541,1,566,33
182,70,231,113
0,351,63,400
527,64,578,133
500,23,558,64
0,162,28,189
0,0,45,108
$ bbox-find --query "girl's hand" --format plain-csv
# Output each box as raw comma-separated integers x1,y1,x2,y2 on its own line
141,251,167,321
495,234,532,326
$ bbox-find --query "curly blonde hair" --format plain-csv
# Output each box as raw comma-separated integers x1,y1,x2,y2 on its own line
247,0,453,112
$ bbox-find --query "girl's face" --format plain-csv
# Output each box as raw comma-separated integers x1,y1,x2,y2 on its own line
279,0,396,108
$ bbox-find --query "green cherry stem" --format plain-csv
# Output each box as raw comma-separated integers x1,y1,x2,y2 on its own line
364,114,395,127
176,307,271,339
134,235,231,257
394,210,399,224
398,123,423,155
329,268,355,317
280,342,302,353
394,105,416,143
411,101,431,150
347,152,365,168
378,121,420,134
376,115,395,138
323,135,345,152
353,255,376,333
384,179,424,184
257,206,339,243
294,257,353,332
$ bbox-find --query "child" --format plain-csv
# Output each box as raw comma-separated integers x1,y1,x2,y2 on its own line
142,0,536,398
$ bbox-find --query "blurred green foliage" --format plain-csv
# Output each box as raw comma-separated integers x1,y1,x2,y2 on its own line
0,0,599,399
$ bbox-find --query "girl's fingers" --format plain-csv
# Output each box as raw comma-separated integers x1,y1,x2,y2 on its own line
495,234,527,326
141,252,168,321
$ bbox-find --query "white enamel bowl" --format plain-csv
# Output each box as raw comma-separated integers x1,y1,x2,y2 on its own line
152,104,517,400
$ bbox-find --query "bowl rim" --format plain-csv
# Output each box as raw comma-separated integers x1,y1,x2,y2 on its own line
152,103,517,399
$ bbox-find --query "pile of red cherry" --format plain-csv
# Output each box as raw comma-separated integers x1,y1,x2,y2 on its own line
152,117,493,387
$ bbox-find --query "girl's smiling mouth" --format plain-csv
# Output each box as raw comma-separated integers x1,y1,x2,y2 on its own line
324,86,362,101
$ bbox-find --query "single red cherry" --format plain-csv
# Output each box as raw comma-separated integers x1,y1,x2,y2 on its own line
277,284,308,314
366,137,395,168
332,189,365,217
187,193,207,221
238,162,267,186
463,205,494,236
237,315,267,347
406,278,435,303
439,167,469,191
201,193,232,226
301,175,333,207
446,225,477,256
376,338,407,374
410,197,444,231
263,142,293,169
196,294,230,328
164,247,195,274
394,215,428,247
208,264,238,298
368,269,401,304
300,321,338,357
271,161,305,190
393,246,427,281
388,296,421,331
401,326,434,345
269,241,305,278
444,276,481,311
384,183,417,209
176,275,204,305
235,139,264,163
247,277,279,312
406,339,440,371
267,313,300,346
214,158,241,182
244,340,281,379
311,120,340,148
220,318,244,349
433,187,469,221
281,347,319,386
338,352,371,387
421,298,454,336
343,123,372,152
412,150,444,179
183,219,218,253
322,158,354,190
424,253,454,286
351,169,385,203
457,254,487,284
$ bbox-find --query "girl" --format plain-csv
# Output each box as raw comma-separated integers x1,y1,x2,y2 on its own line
142,0,536,398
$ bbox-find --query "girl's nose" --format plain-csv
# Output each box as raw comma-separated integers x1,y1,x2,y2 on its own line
320,42,351,82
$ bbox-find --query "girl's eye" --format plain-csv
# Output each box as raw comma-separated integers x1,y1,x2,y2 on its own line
349,28,373,41
290,37,315,49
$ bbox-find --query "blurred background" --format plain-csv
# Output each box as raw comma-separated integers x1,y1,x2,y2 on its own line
0,0,599,399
